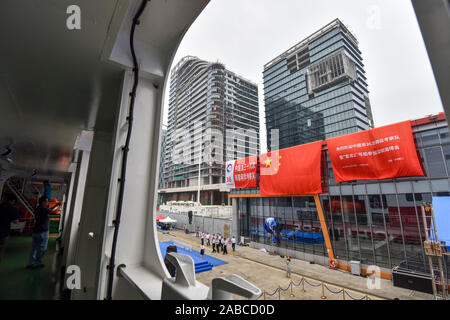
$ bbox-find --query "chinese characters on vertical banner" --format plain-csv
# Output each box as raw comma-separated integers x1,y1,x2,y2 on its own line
225,156,258,189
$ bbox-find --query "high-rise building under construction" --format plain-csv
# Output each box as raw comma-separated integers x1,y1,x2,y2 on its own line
161,56,259,204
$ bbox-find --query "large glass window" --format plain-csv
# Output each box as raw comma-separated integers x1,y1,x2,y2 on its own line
329,196,347,260
320,195,333,245
239,198,250,237
397,194,426,269
342,195,360,261
272,197,288,250
382,194,406,267
424,147,446,177
368,194,391,268
312,198,327,257
249,198,265,244
292,197,320,255
242,172,442,272
354,195,375,265
283,198,296,250
439,127,450,145
420,129,440,147
442,145,450,175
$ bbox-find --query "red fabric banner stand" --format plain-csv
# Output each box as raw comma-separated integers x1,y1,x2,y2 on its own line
259,141,323,195
235,156,258,189
225,156,258,189
326,121,425,182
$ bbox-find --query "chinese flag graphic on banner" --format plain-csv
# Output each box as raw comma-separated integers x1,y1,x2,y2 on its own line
259,140,323,195
326,121,425,182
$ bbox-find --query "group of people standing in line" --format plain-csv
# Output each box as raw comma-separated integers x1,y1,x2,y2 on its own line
198,232,236,259
196,231,293,278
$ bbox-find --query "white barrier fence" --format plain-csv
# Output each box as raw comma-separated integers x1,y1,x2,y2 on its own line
159,204,232,219
157,210,233,238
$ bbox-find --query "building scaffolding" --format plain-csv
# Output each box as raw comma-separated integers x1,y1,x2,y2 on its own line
420,202,448,300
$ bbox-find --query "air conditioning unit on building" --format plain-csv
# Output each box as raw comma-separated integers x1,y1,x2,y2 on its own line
350,260,361,276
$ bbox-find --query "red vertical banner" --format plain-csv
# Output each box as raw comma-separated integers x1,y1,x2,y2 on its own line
326,121,424,182
225,156,257,189
259,141,323,195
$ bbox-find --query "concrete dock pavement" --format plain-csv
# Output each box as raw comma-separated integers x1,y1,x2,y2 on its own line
157,228,434,300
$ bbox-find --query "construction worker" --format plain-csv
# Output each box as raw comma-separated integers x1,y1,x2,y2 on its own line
27,196,60,269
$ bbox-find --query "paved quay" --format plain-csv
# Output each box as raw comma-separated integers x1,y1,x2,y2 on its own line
157,229,434,300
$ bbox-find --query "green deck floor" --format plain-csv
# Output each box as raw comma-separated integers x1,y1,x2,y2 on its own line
0,236,56,300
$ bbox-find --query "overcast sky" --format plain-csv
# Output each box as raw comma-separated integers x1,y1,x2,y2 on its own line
163,0,444,152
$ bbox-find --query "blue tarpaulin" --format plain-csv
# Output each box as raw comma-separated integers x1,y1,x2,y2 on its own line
159,241,227,273
431,196,450,250
250,227,324,244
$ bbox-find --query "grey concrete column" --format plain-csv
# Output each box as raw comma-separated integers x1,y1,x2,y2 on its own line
59,134,91,260
59,164,77,234
61,154,82,250
64,146,92,268
71,130,120,299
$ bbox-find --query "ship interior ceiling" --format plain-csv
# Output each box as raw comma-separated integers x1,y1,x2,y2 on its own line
0,0,206,180
0,0,124,180
0,0,449,301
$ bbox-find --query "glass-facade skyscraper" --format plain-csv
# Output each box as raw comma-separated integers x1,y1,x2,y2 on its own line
263,18,374,150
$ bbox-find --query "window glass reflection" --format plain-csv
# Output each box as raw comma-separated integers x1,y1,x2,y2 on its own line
421,129,439,147
424,147,446,177
329,196,347,261
382,194,405,267
367,194,391,268
397,194,426,269
354,195,375,265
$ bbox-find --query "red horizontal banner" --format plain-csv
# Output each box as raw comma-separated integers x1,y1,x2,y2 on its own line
326,121,424,182
259,141,323,195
